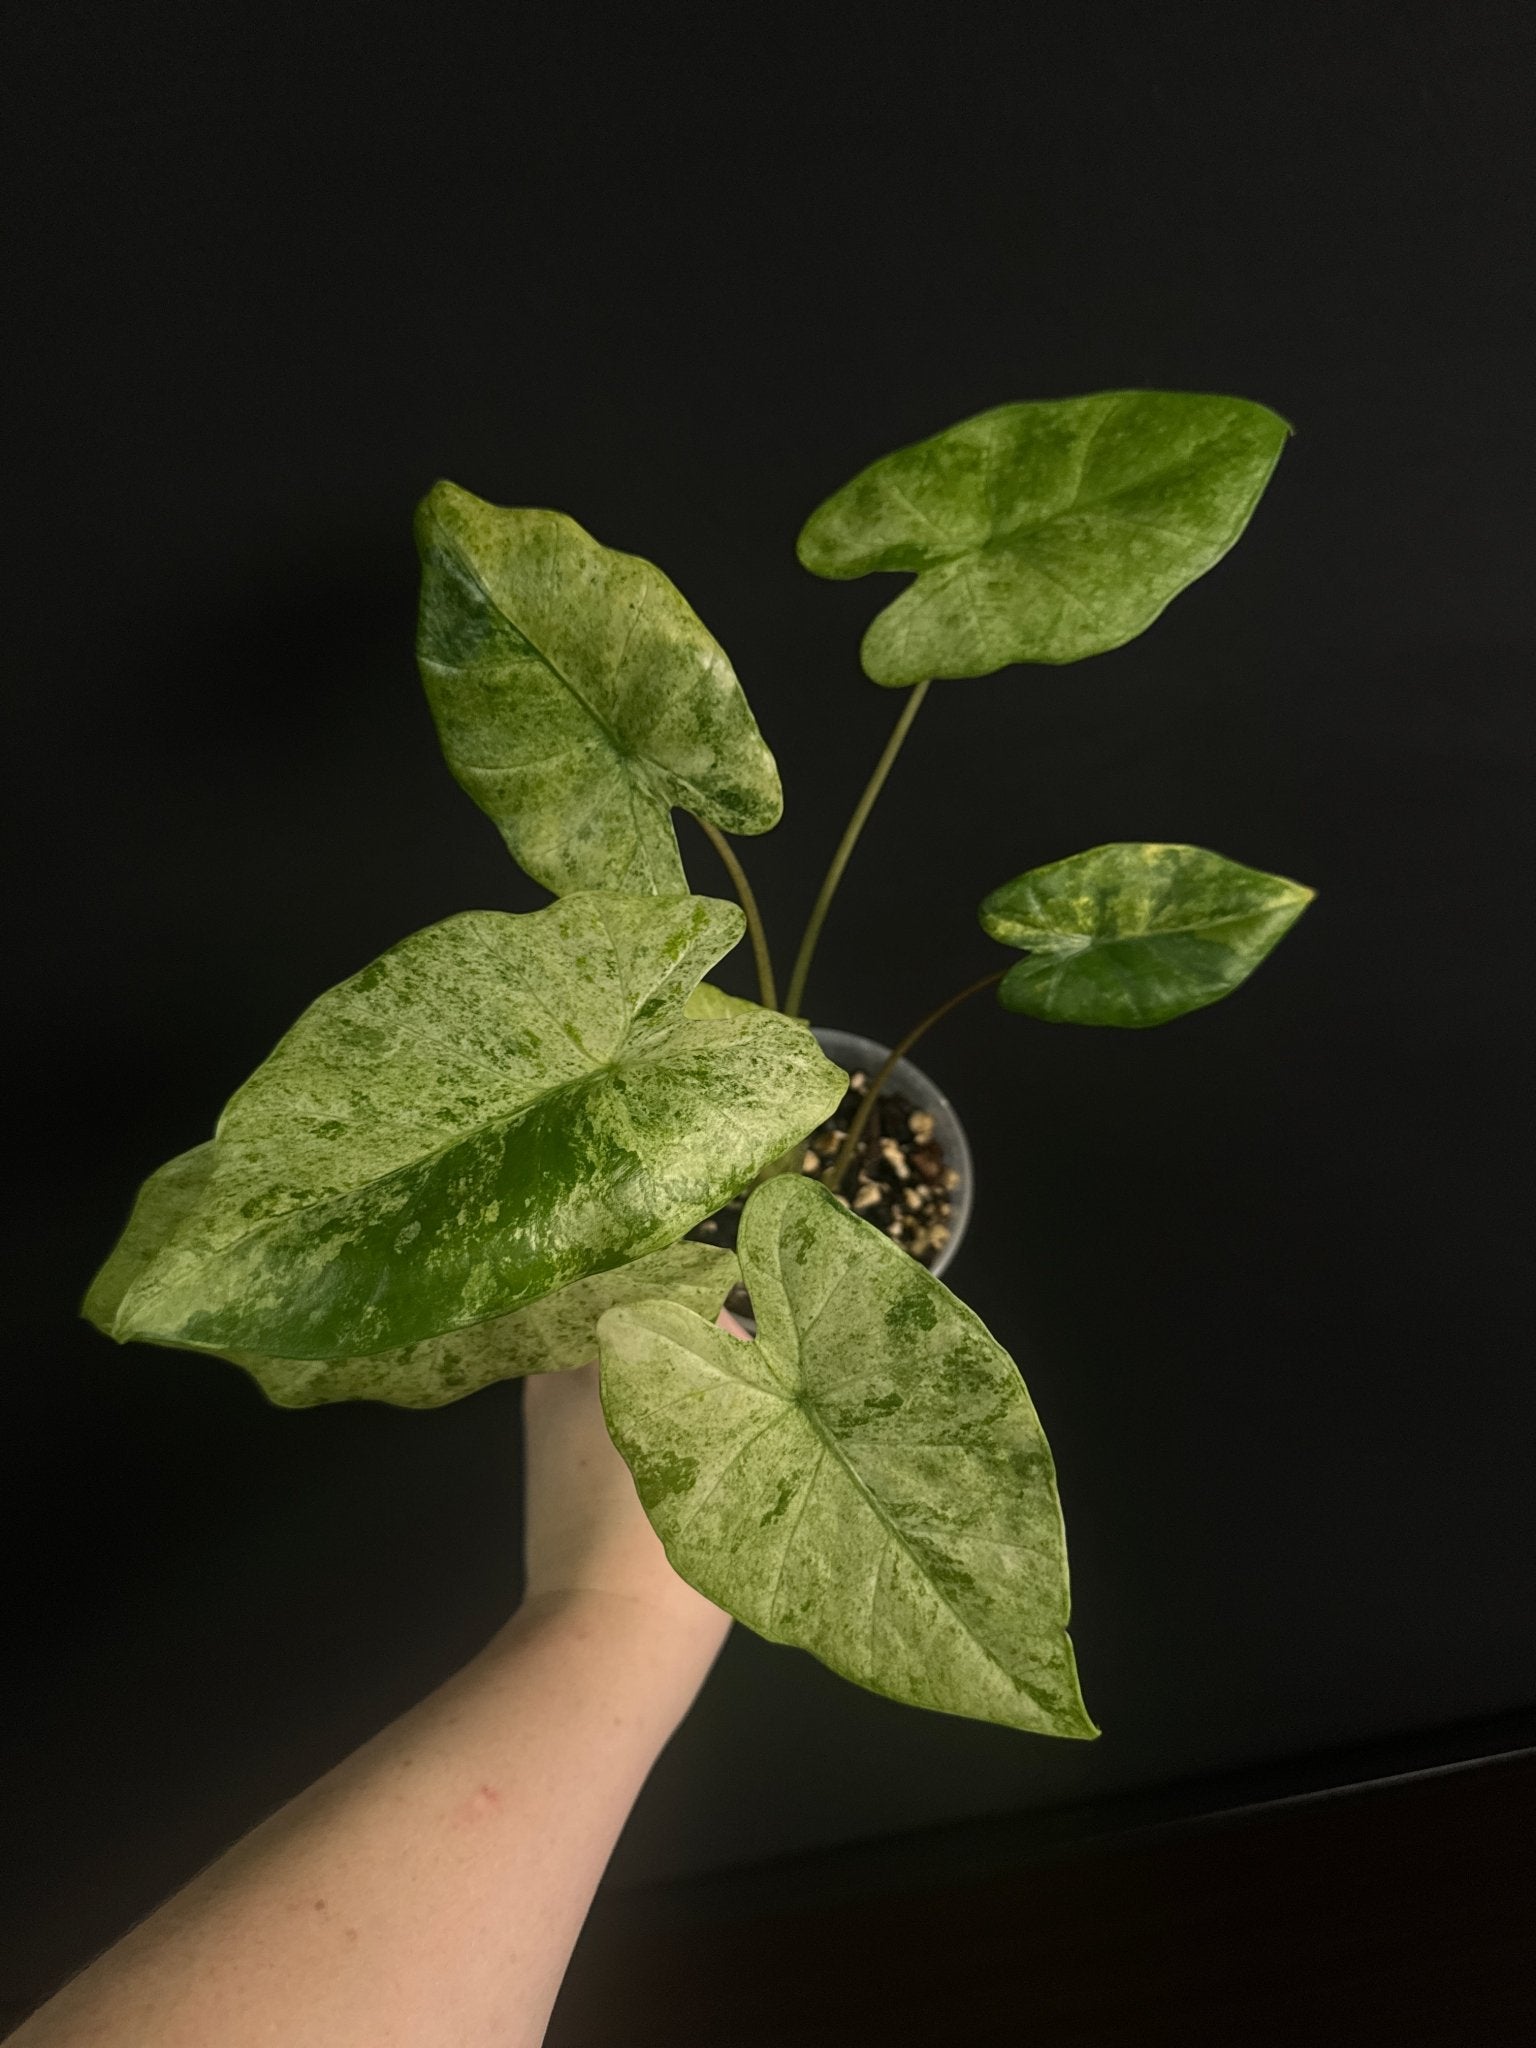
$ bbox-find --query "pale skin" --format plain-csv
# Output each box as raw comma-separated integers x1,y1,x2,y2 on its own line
9,1326,744,2047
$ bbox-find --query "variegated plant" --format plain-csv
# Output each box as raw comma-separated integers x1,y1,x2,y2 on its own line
87,389,1315,1736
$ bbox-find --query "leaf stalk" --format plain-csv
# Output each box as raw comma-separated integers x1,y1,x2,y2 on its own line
695,816,779,1011
783,679,931,1018
824,968,1005,1195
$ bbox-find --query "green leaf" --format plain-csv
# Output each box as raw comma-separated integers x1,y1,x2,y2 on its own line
980,842,1314,1027
598,1174,1095,1737
682,981,762,1021
797,391,1292,685
416,482,783,894
244,1242,738,1409
89,1158,736,1407
86,893,844,1363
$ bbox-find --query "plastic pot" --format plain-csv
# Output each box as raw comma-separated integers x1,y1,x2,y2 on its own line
811,1025,975,1283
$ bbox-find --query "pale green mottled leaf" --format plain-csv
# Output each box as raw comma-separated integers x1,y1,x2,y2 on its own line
416,482,782,894
682,981,762,1021
797,391,1292,685
598,1174,1095,1737
980,842,1314,1027
86,893,844,1364
242,1242,739,1410
85,1154,736,1407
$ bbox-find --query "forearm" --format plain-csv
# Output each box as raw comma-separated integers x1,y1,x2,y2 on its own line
12,1589,722,2048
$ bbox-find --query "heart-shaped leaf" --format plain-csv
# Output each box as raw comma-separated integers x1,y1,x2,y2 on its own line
598,1174,1095,1737
980,842,1314,1027
416,482,783,894
797,391,1292,685
85,1148,737,1407
86,893,845,1363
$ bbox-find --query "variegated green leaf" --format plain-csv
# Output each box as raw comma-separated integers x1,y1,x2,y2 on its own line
598,1174,1095,1738
85,893,844,1364
980,842,1314,1027
416,482,782,894
241,1241,739,1409
86,1154,737,1407
682,981,762,1021
797,391,1292,685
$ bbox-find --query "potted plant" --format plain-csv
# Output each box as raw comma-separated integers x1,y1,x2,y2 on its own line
84,391,1313,1740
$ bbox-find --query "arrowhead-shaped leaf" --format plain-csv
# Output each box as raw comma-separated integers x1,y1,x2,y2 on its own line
87,1153,737,1408
416,482,783,894
86,893,845,1363
797,391,1292,685
980,842,1314,1027
598,1174,1095,1737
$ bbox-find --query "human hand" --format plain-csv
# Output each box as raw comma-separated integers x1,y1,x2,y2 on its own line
519,1312,746,1657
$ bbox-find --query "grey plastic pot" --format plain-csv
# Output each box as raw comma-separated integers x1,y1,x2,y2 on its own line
713,1026,976,1337
811,1026,975,1283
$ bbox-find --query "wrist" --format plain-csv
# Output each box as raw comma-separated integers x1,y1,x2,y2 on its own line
503,1582,730,1669
488,1587,730,1739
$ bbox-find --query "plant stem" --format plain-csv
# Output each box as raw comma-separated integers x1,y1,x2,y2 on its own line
783,679,931,1018
695,816,779,1011
823,969,1005,1195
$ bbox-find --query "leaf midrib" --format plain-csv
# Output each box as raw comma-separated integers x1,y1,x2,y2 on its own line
908,414,1258,570
158,1007,779,1301
688,1322,1061,1716
426,506,663,794
131,1065,614,1299
429,506,731,826
994,901,1303,954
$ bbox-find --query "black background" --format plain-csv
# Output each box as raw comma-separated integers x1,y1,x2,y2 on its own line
4,0,1533,2008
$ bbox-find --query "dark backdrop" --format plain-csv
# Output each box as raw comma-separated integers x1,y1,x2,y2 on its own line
4,0,1532,2004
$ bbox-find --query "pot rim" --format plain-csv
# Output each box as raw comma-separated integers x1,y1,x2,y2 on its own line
809,1023,974,1285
